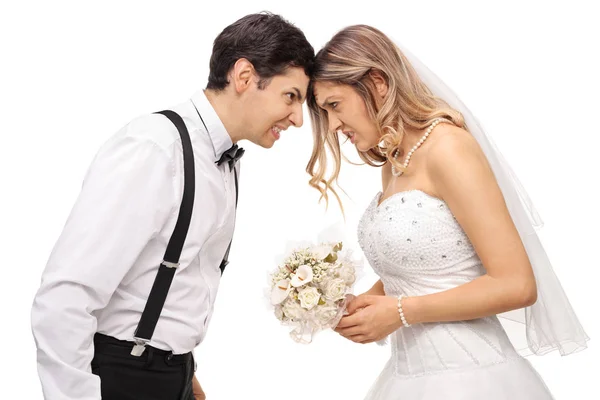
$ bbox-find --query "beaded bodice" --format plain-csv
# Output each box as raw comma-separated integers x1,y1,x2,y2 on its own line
357,190,520,377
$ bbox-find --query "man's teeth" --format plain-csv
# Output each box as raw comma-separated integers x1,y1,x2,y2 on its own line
272,126,281,133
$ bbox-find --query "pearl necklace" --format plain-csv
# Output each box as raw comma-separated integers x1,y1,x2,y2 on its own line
391,118,442,177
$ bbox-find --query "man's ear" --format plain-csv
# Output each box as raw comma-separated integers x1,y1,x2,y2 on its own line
231,58,256,94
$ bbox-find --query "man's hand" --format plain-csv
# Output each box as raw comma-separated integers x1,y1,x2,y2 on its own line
192,375,206,400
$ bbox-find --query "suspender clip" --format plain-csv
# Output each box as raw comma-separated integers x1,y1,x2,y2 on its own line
162,261,179,269
131,337,149,356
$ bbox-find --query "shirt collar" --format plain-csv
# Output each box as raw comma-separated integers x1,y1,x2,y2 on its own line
190,89,233,163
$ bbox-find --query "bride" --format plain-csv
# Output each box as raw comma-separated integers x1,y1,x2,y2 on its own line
305,24,588,399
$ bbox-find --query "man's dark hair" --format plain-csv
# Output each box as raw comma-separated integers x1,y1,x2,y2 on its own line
207,12,314,90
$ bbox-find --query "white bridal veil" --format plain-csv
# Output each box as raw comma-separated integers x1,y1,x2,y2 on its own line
397,42,588,356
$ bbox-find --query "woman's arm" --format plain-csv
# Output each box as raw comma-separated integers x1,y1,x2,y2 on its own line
403,127,537,324
336,127,537,343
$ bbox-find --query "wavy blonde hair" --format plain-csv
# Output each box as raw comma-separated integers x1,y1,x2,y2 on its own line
306,25,465,208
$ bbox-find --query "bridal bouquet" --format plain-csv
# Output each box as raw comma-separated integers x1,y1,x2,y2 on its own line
269,241,361,343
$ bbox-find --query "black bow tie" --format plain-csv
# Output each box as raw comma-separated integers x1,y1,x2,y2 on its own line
216,144,245,170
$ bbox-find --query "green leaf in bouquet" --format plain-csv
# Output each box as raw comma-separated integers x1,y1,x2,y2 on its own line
323,253,338,263
333,242,343,253
318,298,326,306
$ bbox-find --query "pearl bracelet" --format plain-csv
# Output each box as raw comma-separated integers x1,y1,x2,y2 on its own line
397,295,411,327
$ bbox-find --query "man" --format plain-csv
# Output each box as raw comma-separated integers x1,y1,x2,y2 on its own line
31,12,313,399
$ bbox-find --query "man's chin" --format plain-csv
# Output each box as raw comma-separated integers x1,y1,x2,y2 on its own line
240,132,272,149
259,133,277,149
249,137,275,149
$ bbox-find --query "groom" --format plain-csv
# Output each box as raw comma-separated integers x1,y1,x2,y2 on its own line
31,12,313,400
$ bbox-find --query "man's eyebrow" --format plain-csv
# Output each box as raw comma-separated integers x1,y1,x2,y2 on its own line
292,87,304,102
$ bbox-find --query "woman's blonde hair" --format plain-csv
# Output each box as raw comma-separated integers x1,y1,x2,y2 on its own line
306,25,465,208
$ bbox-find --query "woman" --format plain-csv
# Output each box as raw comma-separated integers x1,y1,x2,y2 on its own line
306,25,588,399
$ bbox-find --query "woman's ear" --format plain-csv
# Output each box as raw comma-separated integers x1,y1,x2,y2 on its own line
369,69,389,98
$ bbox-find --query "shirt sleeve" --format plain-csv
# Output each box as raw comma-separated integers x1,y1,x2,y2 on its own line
31,132,176,400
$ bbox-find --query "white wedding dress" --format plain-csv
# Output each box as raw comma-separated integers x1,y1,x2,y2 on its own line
357,190,554,399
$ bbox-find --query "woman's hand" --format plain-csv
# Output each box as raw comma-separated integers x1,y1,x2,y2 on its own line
335,295,402,344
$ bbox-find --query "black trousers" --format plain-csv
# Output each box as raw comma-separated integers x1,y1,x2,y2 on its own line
92,333,195,400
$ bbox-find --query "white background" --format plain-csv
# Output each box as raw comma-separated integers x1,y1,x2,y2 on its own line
1,1,598,399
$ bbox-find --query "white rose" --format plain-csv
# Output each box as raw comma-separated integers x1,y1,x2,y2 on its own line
316,303,339,324
323,278,347,301
298,286,321,310
337,264,356,285
282,299,305,320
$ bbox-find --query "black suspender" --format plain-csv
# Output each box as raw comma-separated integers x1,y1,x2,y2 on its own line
131,110,195,356
130,109,239,356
